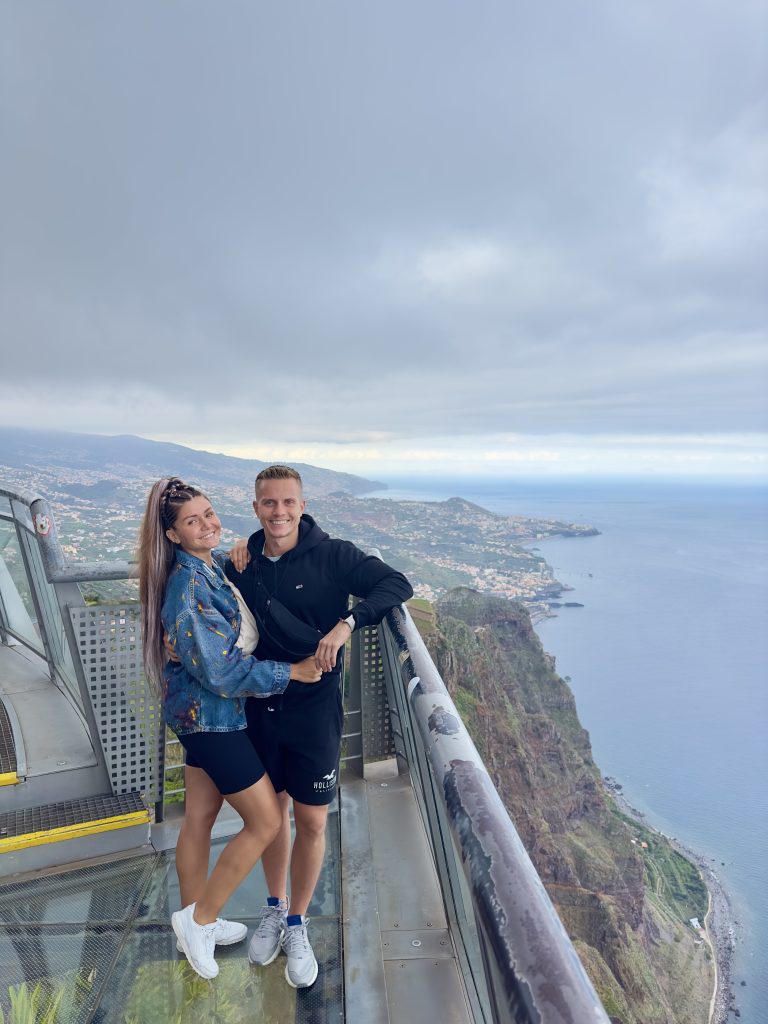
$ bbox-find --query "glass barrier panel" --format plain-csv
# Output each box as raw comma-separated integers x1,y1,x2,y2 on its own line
78,578,140,605
10,498,34,532
415,745,492,1023
18,524,84,709
0,519,44,653
164,732,186,806
432,778,491,1019
377,618,494,1022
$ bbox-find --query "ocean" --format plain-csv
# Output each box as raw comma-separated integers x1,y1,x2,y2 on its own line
365,477,768,1023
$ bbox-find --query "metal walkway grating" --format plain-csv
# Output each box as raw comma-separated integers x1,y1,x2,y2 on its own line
0,810,343,1023
0,698,16,777
0,791,145,839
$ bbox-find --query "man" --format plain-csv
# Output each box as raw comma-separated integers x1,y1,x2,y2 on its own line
226,465,412,988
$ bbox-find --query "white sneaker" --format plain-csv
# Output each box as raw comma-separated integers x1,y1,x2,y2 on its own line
282,917,318,988
172,903,219,979
248,901,288,966
176,916,247,953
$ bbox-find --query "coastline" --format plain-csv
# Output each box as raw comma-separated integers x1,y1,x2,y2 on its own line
606,785,738,1024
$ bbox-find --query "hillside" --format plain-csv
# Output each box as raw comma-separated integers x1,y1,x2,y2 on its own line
0,426,383,497
0,431,598,621
423,588,713,1024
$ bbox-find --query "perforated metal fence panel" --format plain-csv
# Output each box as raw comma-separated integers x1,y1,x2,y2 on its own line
0,697,17,776
70,605,162,802
360,625,395,761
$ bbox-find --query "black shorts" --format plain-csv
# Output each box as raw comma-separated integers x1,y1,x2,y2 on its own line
245,676,343,806
180,728,266,795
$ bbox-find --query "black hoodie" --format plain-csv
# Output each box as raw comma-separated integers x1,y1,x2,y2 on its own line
225,514,412,671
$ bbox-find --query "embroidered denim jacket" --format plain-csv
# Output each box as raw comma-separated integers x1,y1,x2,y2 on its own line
161,548,291,736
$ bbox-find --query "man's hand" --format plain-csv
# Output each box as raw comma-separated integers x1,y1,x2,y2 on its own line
229,538,251,573
314,621,352,674
164,633,180,663
290,656,323,684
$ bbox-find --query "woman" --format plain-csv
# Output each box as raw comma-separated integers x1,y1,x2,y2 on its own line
138,477,321,980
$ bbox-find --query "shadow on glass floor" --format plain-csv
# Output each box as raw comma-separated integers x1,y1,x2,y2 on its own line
0,808,342,1024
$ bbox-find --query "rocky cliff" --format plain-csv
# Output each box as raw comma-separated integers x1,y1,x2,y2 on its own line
423,588,713,1024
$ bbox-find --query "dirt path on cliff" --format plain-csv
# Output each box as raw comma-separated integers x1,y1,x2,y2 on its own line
704,889,719,1023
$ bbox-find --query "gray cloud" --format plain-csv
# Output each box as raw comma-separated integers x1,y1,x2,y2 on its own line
1,0,766,448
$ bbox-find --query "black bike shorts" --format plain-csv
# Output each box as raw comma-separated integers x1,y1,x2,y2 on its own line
180,728,266,795
245,676,343,806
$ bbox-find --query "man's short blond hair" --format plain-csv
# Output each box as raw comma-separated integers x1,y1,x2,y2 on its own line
255,464,303,495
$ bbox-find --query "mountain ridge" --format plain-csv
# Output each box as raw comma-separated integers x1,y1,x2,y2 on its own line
0,426,384,496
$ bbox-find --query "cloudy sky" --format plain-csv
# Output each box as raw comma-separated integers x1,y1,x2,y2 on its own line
1,1,766,479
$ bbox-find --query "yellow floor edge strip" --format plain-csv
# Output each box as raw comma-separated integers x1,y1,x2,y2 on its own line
0,772,19,787
0,810,150,853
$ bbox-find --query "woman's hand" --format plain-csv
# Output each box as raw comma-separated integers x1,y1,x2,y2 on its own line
229,538,251,573
290,656,323,684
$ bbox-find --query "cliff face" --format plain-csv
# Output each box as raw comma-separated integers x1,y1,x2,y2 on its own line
425,588,713,1024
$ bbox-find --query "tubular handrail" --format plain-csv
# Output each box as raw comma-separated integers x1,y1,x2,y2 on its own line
29,496,136,583
379,605,610,1024
0,485,45,508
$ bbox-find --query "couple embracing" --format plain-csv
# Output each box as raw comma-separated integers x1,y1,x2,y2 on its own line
138,465,412,985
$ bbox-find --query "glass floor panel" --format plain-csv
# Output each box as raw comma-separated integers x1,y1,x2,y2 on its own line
0,808,342,1023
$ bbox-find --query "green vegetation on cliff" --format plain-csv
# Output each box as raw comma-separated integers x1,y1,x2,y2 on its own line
414,588,712,1024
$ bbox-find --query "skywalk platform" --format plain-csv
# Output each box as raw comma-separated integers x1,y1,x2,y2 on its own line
0,824,342,1023
0,763,474,1024
0,482,610,1023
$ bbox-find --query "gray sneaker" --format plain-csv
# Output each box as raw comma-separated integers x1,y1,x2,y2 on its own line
248,901,288,966
172,903,218,979
176,916,247,952
282,919,318,988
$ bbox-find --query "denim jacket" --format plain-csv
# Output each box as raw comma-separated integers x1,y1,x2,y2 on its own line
161,548,291,736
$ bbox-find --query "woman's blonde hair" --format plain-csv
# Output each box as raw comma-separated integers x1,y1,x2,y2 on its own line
137,477,203,695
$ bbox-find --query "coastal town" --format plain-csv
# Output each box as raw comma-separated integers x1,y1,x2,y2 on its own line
0,460,598,620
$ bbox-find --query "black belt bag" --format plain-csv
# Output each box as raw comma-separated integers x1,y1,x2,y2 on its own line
252,559,322,659
256,594,322,659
